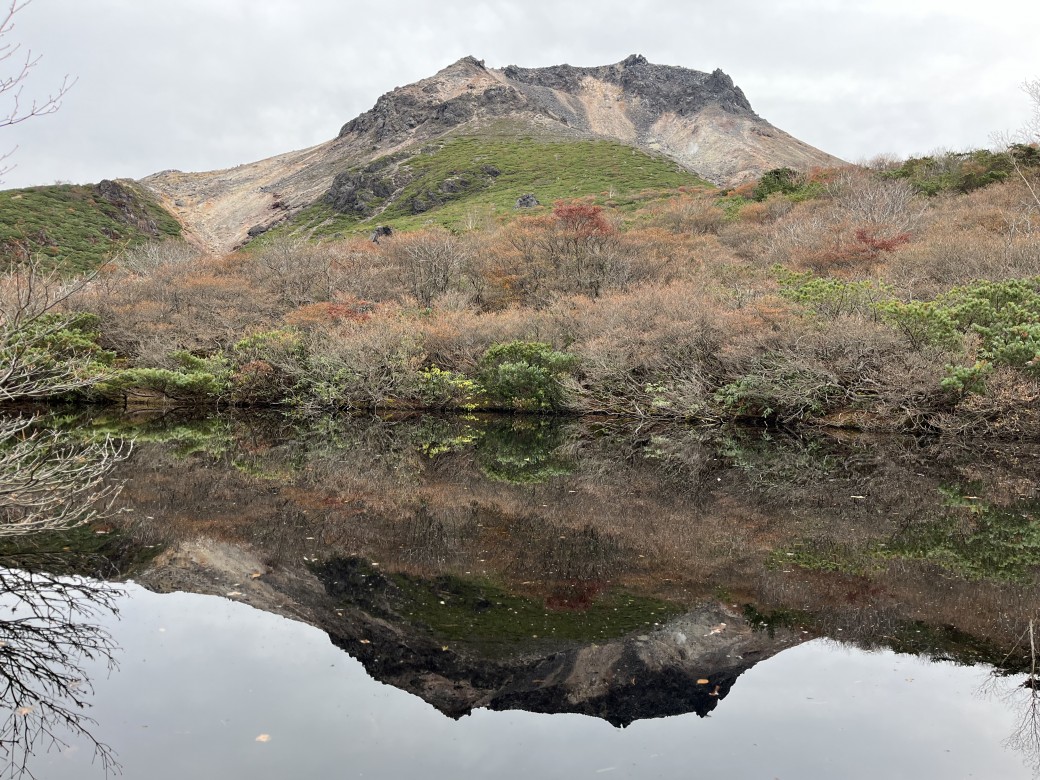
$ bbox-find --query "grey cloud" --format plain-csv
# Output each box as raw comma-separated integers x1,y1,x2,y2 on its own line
2,0,1039,188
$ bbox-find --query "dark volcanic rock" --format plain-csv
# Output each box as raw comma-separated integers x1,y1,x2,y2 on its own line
340,83,531,142
324,164,410,216
95,179,161,236
502,55,755,118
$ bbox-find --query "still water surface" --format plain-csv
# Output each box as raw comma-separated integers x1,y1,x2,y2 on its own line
2,412,1039,778
29,587,1032,780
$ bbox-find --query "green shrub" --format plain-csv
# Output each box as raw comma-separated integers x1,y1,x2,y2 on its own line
100,351,231,404
101,366,229,403
775,267,893,319
713,359,842,423
415,366,481,409
881,146,1040,196
940,362,990,396
478,341,577,411
752,168,799,201
874,299,961,350
0,312,115,400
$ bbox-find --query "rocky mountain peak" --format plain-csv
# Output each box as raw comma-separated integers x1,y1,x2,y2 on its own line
141,56,843,254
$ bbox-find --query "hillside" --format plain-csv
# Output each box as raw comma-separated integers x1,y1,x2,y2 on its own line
275,136,712,240
140,55,843,254
0,179,182,272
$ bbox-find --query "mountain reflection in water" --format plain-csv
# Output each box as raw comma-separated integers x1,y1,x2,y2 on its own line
2,410,1039,778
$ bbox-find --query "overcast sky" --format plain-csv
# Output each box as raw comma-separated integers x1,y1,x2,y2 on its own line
2,0,1039,189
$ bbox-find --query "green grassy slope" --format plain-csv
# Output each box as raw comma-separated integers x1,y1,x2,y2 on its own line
0,181,182,273
275,136,713,240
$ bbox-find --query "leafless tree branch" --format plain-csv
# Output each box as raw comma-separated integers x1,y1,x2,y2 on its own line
0,0,76,181
0,254,110,402
0,569,121,779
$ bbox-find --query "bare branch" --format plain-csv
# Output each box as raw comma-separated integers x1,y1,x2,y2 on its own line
0,418,131,537
0,0,76,182
0,569,121,779
0,255,111,402
0,409,130,778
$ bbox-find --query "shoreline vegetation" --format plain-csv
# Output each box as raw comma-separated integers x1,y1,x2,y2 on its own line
3,145,1040,436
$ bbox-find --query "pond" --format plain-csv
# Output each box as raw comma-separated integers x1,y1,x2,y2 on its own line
2,412,1038,778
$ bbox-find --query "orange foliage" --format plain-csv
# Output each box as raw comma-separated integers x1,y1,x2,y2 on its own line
283,298,373,328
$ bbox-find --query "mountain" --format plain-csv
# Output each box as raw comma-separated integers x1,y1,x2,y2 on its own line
140,55,843,254
135,539,809,728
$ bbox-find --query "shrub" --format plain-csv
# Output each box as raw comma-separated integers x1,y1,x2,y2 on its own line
752,168,800,201
712,357,842,423
101,360,231,404
1,312,116,400
230,329,307,404
882,147,1040,196
415,366,481,409
478,341,577,411
775,267,893,319
877,278,1040,387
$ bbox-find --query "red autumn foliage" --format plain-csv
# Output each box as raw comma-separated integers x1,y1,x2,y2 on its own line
854,227,911,254
552,201,614,237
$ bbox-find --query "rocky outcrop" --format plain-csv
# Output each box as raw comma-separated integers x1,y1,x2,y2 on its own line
502,55,754,119
95,179,163,237
340,83,533,142
324,168,403,216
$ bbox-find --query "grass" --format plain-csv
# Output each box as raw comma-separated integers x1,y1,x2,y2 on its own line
0,182,182,273
316,557,683,656
266,136,713,241
387,571,683,654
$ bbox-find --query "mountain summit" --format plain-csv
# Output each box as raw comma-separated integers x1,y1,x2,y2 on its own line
142,56,842,253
